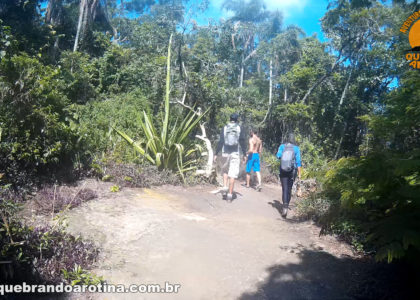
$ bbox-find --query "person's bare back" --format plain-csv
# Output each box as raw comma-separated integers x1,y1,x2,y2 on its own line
249,135,262,154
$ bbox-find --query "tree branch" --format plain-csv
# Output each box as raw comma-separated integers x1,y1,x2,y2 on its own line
243,49,257,63
300,50,346,104
195,123,213,177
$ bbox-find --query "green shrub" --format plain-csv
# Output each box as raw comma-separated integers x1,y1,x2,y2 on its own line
317,151,420,262
71,89,149,161
260,152,280,183
110,185,120,192
0,54,79,187
298,137,328,179
59,51,97,104
262,152,280,175
62,264,104,286
115,35,206,180
296,193,332,221
0,20,18,60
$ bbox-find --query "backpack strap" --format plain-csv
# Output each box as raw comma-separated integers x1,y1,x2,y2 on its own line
285,143,294,149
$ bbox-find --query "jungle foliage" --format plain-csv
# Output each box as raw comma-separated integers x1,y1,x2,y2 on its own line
0,0,419,276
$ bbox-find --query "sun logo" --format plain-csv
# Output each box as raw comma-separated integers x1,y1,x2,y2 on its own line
401,10,420,69
408,19,420,50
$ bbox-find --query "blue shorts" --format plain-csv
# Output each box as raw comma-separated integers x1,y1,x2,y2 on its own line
246,153,261,173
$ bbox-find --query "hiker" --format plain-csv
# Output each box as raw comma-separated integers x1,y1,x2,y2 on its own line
244,129,262,191
214,113,247,201
276,133,301,217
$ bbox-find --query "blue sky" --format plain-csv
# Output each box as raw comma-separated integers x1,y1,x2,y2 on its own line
41,1,328,40
195,0,329,40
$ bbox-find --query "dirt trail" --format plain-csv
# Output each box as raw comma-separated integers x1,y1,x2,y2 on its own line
64,180,361,300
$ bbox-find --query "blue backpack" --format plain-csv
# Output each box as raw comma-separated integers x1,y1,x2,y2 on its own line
280,143,296,173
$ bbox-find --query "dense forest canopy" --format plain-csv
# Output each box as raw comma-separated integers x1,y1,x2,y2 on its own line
0,0,419,269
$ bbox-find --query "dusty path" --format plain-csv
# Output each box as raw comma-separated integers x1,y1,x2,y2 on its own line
64,180,361,300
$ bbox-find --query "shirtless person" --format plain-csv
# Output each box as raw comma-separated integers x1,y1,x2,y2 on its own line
244,129,263,190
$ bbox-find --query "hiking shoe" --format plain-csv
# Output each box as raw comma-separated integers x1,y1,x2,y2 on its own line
281,207,288,218
221,186,228,194
226,193,233,202
241,183,250,188
256,184,262,192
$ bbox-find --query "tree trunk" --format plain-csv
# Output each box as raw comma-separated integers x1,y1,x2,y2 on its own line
238,49,256,103
51,36,59,61
73,0,100,52
335,121,348,159
45,0,54,23
46,0,62,60
74,0,87,52
338,67,353,111
332,67,353,133
269,59,273,106
238,60,244,103
259,59,273,125
45,0,63,24
284,86,287,102
300,73,327,104
102,0,119,44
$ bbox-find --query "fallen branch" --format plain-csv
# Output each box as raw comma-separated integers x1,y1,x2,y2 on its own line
195,123,213,177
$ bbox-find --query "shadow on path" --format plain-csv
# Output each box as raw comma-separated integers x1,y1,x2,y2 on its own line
267,200,283,216
238,249,416,300
267,200,302,224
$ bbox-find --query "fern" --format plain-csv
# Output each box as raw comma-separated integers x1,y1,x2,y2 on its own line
319,150,420,262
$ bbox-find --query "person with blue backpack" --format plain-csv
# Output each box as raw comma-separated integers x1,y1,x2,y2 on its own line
276,133,302,217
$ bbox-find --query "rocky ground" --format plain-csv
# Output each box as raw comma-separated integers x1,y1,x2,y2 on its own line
48,179,384,300
21,178,414,300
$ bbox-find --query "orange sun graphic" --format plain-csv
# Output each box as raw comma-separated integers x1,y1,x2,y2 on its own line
409,19,420,49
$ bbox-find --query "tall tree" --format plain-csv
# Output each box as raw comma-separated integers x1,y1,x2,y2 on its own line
223,0,269,103
73,0,115,52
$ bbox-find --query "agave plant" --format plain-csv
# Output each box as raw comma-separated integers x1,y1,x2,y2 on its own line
114,34,206,178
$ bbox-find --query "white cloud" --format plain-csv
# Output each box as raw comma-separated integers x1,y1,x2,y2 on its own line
211,0,309,19
265,0,308,10
264,0,309,18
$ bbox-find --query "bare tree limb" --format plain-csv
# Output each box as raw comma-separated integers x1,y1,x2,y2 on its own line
331,66,354,134
335,120,348,160
231,33,236,49
243,49,257,63
195,123,213,177
170,99,200,116
299,45,347,103
73,0,86,52
259,59,273,126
